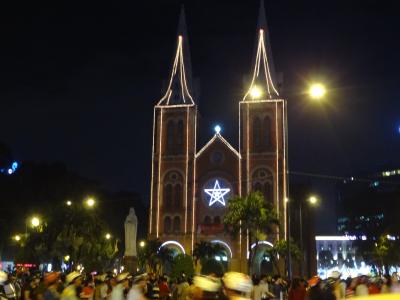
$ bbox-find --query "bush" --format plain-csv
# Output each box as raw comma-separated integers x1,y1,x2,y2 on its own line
170,254,194,280
201,259,224,277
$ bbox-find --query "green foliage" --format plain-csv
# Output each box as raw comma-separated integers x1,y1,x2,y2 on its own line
192,241,226,265
15,203,117,272
201,258,224,277
265,238,301,275
137,239,174,275
223,192,279,240
223,191,279,270
170,254,194,280
357,234,400,275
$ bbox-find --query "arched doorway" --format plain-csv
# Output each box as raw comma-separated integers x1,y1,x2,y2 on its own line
158,240,186,274
210,240,232,272
250,241,274,275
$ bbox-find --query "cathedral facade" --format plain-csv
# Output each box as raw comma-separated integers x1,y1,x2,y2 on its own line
148,4,288,273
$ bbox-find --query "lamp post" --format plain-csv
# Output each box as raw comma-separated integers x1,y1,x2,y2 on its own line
299,195,319,277
286,82,327,279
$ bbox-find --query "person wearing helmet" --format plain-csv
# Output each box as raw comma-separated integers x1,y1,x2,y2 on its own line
221,272,253,300
44,272,61,300
306,276,323,300
109,273,130,300
191,275,220,300
61,272,82,300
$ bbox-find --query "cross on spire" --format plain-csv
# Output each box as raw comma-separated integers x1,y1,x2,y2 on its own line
243,0,279,101
157,5,195,106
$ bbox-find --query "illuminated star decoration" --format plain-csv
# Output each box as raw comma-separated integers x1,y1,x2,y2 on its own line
204,180,230,206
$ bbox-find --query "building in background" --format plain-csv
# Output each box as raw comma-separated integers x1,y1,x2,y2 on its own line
336,168,400,238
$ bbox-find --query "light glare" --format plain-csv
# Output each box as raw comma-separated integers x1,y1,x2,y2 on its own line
214,125,221,134
250,86,262,99
31,217,40,227
309,83,326,99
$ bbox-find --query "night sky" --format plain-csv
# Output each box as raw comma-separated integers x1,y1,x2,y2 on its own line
1,0,399,204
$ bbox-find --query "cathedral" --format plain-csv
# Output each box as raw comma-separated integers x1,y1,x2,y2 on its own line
148,3,288,273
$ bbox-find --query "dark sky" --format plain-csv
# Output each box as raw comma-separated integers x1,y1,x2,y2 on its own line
1,0,400,200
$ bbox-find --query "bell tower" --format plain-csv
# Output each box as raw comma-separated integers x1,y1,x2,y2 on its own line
149,7,197,252
239,1,288,241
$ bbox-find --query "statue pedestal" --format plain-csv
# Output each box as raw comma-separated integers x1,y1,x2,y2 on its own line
123,256,138,274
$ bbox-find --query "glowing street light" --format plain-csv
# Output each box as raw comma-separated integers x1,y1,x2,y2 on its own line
85,198,95,208
250,85,262,99
14,235,21,242
308,195,319,205
64,255,70,262
309,83,326,100
105,233,111,240
66,200,72,206
31,217,40,228
139,241,146,248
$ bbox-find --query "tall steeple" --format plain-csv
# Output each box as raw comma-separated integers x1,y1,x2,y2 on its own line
243,0,279,101
157,6,195,106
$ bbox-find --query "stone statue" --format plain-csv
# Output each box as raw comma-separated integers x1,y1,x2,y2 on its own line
124,207,138,257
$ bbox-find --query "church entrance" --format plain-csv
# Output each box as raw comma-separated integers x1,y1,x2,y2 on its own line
158,240,186,274
210,240,232,273
250,241,274,275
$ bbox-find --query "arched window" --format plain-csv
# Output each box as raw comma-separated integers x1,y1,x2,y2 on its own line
252,168,274,204
164,184,173,208
263,116,271,149
164,217,172,234
253,117,261,149
214,216,221,225
177,120,184,153
173,216,181,233
204,216,211,225
166,120,175,153
174,184,182,208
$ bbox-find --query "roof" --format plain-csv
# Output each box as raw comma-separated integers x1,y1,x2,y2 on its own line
196,133,241,159
157,6,195,107
243,0,280,101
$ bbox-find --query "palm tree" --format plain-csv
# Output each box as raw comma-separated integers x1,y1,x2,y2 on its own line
223,191,279,272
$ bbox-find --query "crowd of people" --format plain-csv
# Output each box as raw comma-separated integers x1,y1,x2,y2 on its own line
1,269,399,300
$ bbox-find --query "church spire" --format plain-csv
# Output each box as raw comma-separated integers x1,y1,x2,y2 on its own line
157,5,195,106
243,0,279,101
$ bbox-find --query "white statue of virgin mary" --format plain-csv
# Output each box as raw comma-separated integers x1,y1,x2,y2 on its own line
124,207,138,257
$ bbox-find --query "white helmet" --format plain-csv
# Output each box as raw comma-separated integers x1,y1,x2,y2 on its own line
66,271,81,284
222,272,253,294
194,275,220,292
0,271,8,284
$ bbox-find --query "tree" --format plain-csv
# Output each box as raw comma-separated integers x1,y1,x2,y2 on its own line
201,259,224,277
192,241,226,267
223,191,279,271
170,254,194,280
265,239,301,276
15,202,118,272
137,239,174,275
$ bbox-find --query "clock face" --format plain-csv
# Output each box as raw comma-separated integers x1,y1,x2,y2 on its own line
203,179,231,207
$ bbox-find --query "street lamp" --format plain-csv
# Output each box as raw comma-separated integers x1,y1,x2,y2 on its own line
14,235,21,242
66,200,72,206
139,241,146,248
299,195,320,276
309,83,326,100
286,82,327,278
85,197,96,208
31,217,40,228
105,233,111,240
